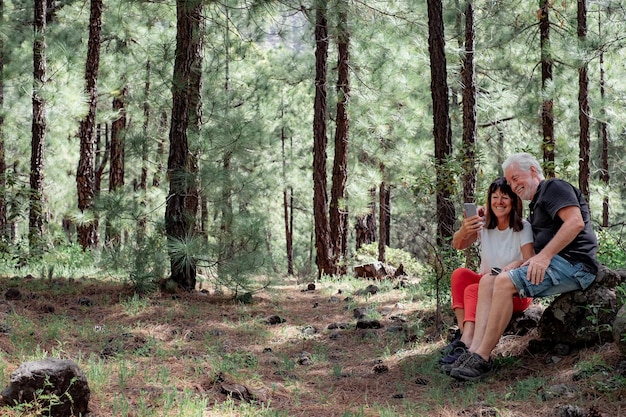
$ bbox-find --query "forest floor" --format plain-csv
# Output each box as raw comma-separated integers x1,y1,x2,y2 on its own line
0,273,623,417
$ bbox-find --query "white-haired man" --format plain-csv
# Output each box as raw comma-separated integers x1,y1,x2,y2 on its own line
448,152,599,381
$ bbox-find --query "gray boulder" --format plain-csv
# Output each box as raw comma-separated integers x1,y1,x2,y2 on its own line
0,358,90,417
538,266,623,346
612,304,626,356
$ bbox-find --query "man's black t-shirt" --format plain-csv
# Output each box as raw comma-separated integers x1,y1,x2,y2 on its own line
528,179,599,274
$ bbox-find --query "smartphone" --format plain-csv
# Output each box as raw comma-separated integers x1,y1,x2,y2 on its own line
464,203,477,217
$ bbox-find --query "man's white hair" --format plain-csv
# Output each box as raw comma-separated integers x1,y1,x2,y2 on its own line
502,152,545,180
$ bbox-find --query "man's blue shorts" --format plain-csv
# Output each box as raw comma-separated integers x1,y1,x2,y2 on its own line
508,254,597,298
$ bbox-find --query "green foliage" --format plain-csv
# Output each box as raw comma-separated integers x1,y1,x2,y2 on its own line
579,303,614,342
101,233,168,294
596,229,626,270
0,242,98,279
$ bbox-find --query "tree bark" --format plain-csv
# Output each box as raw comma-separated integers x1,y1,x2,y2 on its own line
378,181,390,263
109,88,126,192
0,0,9,241
76,0,103,250
164,0,202,290
187,17,202,237
329,2,350,274
106,86,127,246
427,0,455,245
355,187,376,251
598,16,609,227
137,61,151,245
577,0,591,205
217,5,233,280
94,124,108,198
539,0,555,178
312,0,333,278
152,111,167,188
281,122,294,275
461,1,477,204
29,0,47,252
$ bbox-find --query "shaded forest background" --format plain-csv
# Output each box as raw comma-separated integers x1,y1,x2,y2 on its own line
1,0,625,290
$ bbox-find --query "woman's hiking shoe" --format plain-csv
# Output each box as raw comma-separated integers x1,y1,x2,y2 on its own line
439,342,468,365
441,351,471,375
449,353,494,381
440,329,462,355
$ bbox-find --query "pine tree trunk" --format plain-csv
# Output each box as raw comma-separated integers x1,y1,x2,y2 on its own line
46,0,58,23
94,124,108,198
29,0,47,252
200,195,208,238
164,0,202,291
152,111,167,188
577,0,590,204
539,0,555,178
312,0,333,278
428,0,455,245
106,86,127,246
428,0,453,334
283,186,294,275
355,187,376,251
461,1,478,269
217,6,233,281
281,123,294,275
599,29,609,227
187,23,201,237
0,0,8,242
76,0,103,250
109,88,126,191
461,1,477,204
329,2,349,275
137,61,151,245
378,181,389,263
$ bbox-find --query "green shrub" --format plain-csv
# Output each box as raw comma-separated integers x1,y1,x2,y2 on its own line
596,229,626,269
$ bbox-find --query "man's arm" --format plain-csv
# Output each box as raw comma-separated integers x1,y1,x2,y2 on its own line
523,205,584,285
503,242,534,272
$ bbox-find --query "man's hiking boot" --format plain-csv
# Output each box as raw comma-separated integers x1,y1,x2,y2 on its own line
441,350,471,375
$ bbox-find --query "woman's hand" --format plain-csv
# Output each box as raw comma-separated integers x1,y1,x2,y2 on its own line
463,214,484,235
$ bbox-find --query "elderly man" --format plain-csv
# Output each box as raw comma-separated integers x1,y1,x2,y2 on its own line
447,152,599,381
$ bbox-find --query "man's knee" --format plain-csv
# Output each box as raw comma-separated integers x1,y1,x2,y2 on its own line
494,273,517,294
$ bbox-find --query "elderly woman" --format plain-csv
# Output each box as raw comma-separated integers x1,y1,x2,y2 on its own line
440,177,534,369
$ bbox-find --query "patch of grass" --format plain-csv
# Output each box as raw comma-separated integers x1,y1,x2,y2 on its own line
504,376,545,401
121,293,149,315
211,396,286,416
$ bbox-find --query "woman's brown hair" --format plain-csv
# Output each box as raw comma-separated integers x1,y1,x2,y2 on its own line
484,177,524,232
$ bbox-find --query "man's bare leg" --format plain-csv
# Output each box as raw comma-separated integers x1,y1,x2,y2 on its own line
473,274,517,361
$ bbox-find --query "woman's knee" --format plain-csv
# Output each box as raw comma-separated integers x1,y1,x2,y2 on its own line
451,268,479,286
